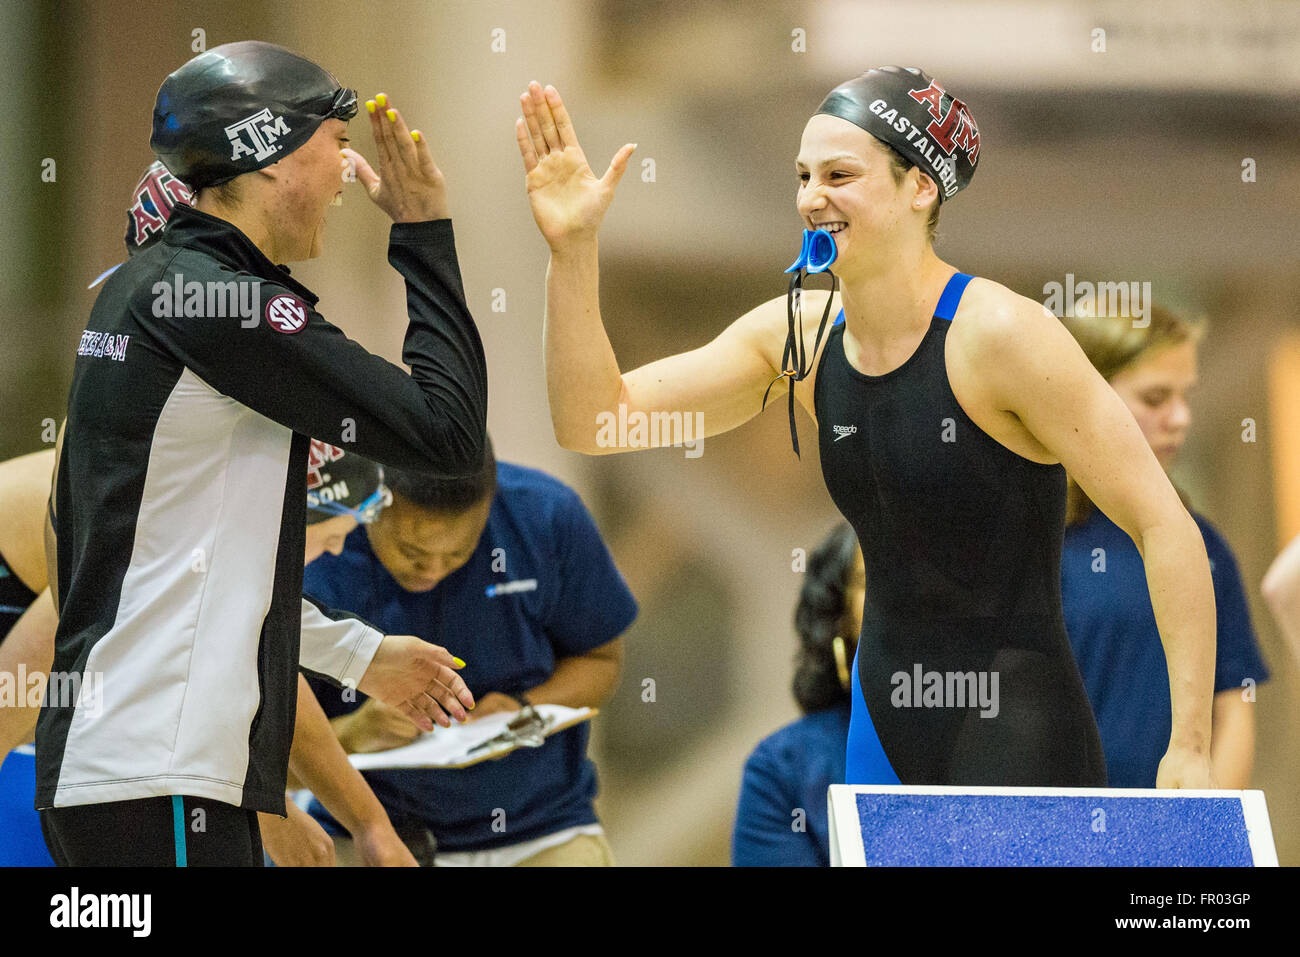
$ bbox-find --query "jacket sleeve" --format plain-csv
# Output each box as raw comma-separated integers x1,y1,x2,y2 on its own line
298,596,383,689
140,219,487,477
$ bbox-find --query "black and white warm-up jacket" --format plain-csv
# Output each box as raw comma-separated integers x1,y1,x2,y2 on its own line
36,204,487,814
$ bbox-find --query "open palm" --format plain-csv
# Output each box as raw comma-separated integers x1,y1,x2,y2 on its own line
516,81,636,248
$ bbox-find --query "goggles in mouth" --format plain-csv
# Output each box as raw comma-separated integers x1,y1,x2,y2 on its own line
786,227,839,274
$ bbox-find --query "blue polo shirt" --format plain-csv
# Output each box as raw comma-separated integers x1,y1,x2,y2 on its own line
304,462,637,852
732,703,851,867
1062,507,1269,788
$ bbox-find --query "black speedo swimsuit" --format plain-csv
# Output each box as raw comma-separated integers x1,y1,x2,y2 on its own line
814,272,1106,786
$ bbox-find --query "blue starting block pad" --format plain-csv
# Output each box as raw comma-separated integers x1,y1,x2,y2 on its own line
828,785,1277,866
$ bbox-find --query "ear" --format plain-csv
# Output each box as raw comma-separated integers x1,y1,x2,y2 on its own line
910,168,940,210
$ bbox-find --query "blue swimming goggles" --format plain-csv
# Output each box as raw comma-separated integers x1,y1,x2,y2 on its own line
307,485,392,525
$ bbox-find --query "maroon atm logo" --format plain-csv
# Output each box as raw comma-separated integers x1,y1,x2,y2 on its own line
307,439,345,490
127,163,192,249
265,293,308,333
908,80,980,164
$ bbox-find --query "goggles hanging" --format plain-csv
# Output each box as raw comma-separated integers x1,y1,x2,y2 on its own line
761,228,839,457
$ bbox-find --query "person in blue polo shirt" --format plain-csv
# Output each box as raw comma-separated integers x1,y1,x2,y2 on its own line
1059,301,1269,789
304,439,635,865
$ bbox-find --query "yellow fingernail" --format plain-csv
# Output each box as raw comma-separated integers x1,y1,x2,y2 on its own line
386,108,396,122
468,701,476,710
411,130,420,142
453,656,466,667
365,100,376,114
376,93,387,107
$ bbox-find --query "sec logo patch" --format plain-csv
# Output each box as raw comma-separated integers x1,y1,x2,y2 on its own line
265,294,309,334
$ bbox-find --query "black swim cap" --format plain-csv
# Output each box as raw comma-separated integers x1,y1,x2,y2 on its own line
306,440,388,525
815,66,979,203
151,40,358,190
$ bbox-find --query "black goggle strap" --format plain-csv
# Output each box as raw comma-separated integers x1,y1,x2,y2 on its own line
760,268,838,458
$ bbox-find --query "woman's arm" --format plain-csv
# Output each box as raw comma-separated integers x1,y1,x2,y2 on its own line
518,82,794,454
1262,533,1300,668
0,588,56,753
286,675,416,866
960,288,1215,788
1209,689,1255,789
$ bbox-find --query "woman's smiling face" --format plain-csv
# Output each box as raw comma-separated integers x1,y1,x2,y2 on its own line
795,114,937,275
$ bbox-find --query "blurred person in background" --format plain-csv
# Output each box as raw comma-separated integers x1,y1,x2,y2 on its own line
1262,535,1300,669
733,523,863,866
0,449,59,865
1059,302,1269,789
304,439,635,866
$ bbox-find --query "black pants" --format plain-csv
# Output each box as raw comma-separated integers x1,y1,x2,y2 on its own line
41,795,263,866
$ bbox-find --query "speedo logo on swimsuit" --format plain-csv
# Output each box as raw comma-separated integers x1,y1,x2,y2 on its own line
225,107,292,163
891,664,999,718
485,579,538,598
832,424,857,441
77,330,130,362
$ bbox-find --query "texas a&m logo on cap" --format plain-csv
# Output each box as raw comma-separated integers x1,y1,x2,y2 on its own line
908,80,980,164
127,161,192,249
225,108,293,163
265,293,309,333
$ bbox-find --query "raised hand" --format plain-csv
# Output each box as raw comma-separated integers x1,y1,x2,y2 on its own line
343,93,449,223
515,81,636,249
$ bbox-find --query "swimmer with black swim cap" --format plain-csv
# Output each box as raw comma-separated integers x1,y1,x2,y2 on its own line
768,67,980,452
518,70,1217,790
38,40,488,865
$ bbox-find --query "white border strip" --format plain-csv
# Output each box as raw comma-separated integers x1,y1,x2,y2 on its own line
1239,790,1278,866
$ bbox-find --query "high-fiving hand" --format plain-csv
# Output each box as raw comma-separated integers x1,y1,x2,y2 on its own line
343,93,449,223
516,81,636,249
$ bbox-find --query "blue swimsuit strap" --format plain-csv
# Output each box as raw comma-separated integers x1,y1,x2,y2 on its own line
831,272,975,327
933,272,974,321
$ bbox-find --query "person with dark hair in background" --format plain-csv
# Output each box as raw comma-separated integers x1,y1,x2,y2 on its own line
1059,301,1269,789
304,438,636,865
732,524,864,866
